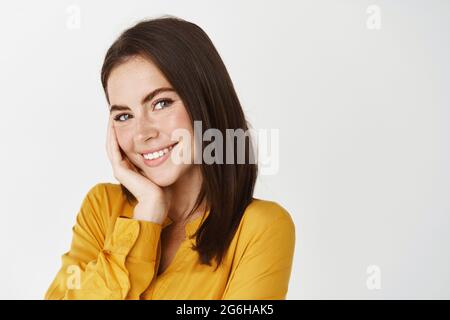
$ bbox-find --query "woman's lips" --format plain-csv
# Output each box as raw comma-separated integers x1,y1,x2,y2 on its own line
141,142,178,167
140,141,179,156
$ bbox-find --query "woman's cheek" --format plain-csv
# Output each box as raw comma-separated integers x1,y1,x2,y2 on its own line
167,104,191,131
115,127,134,153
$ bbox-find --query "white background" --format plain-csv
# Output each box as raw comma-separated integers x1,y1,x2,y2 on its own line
0,0,449,299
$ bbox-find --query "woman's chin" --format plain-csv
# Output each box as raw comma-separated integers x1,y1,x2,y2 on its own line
142,170,179,188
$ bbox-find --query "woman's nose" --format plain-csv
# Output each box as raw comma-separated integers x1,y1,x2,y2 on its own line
134,116,158,142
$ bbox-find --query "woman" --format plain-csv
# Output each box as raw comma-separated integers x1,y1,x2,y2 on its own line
45,16,295,300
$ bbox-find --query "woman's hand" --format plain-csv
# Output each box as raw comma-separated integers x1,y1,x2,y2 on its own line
106,117,168,224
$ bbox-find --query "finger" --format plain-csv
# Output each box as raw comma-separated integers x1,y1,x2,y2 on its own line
106,118,112,161
109,120,123,164
124,156,140,174
106,117,117,164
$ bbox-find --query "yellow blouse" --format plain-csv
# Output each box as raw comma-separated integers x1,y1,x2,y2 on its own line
45,183,296,300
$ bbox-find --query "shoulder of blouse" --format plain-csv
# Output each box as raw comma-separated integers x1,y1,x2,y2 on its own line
80,182,134,223
83,182,126,203
238,198,296,238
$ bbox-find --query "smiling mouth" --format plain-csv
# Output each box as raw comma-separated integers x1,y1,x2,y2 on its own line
141,142,179,160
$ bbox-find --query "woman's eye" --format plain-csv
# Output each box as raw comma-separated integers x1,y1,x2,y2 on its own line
153,98,173,111
113,113,132,122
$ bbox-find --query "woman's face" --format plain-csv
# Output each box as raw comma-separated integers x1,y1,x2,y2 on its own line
107,55,195,187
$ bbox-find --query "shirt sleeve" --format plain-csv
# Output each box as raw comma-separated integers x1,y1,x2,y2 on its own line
221,212,296,300
44,184,162,300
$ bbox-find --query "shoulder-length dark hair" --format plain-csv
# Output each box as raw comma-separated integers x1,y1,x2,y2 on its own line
100,16,257,270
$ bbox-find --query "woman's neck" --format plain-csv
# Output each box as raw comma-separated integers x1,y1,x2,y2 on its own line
164,165,205,224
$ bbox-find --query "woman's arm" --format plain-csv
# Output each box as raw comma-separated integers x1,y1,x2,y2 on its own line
44,184,162,300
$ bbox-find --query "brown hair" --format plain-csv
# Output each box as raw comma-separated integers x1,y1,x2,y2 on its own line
100,16,257,270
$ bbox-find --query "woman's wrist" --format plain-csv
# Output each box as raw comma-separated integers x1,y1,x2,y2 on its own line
132,200,167,224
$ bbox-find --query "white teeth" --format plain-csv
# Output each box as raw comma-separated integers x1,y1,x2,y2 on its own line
143,145,173,160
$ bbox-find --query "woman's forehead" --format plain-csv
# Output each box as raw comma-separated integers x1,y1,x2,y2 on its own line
107,56,172,106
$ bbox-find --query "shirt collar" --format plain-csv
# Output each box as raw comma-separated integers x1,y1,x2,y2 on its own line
162,207,210,237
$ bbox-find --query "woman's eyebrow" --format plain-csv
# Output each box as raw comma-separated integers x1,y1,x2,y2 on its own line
109,87,175,113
